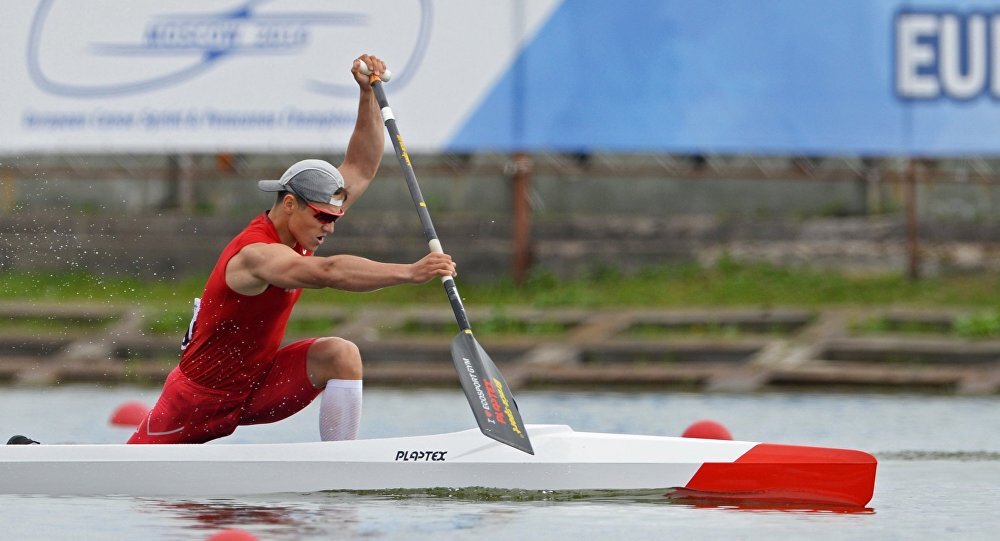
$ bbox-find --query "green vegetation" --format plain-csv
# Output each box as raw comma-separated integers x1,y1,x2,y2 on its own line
625,322,778,338
0,271,205,305
398,309,570,337
4,258,1000,339
472,310,570,336
144,308,192,335
851,317,950,336
1,315,116,333
2,258,999,310
853,309,1000,339
953,310,1000,338
144,309,343,336
286,316,345,336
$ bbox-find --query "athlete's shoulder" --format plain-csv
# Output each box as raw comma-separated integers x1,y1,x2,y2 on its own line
226,213,281,251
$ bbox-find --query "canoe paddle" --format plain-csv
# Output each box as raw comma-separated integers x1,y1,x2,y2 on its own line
360,63,534,455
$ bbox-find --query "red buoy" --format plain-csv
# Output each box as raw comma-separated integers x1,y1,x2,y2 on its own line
206,529,259,541
681,419,733,440
109,401,149,427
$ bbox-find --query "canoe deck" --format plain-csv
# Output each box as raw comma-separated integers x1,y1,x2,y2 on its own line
0,424,876,506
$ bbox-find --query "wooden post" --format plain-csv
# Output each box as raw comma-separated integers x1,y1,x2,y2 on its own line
510,1,531,285
165,154,195,212
511,153,534,286
905,159,920,280
0,168,15,212
862,158,882,215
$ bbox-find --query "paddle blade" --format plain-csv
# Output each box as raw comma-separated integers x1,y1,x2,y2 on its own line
450,332,534,454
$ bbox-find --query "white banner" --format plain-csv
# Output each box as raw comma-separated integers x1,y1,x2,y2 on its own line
0,0,560,154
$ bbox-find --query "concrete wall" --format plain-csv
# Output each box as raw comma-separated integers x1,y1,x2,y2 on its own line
4,155,1000,281
4,210,1000,283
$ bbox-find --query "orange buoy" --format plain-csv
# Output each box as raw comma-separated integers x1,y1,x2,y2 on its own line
681,419,733,440
109,401,149,427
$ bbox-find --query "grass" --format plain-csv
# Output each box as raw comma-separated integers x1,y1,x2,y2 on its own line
4,259,1000,339
624,322,793,338
851,317,949,336
852,309,1000,339
2,315,117,334
0,272,202,306
953,310,1000,338
397,309,571,337
2,258,999,311
144,308,192,335
462,260,1000,309
144,310,343,336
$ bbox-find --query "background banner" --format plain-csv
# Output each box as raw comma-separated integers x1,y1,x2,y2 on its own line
0,0,560,154
3,0,1000,156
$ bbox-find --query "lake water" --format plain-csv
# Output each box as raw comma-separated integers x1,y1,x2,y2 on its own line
1,386,998,540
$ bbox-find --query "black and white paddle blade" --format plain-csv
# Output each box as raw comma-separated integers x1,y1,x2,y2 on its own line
450,332,534,454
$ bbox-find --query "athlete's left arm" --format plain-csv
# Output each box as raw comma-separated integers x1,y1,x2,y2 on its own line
337,54,387,211
230,242,456,294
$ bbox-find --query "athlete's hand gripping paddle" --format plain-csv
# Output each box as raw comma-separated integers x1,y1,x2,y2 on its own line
359,63,533,455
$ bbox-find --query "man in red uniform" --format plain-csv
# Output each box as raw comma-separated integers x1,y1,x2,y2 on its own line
128,54,456,444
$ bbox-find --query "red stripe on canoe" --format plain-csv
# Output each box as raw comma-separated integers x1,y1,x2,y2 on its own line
681,443,877,507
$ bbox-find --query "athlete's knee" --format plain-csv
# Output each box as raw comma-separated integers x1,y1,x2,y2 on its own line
308,337,362,381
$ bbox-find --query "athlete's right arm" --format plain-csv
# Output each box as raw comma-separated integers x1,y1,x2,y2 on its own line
225,242,456,296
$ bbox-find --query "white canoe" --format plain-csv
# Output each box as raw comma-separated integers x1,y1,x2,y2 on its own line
0,424,876,506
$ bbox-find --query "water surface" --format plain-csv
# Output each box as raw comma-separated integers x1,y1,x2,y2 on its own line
1,386,997,540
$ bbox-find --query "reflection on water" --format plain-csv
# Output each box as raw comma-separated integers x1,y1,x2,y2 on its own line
138,497,362,539
135,488,878,540
142,499,305,528
664,492,875,515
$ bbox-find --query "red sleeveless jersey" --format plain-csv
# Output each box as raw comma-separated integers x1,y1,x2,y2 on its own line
179,212,310,392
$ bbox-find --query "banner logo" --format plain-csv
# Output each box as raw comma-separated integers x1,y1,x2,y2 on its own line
27,0,431,98
895,9,1000,100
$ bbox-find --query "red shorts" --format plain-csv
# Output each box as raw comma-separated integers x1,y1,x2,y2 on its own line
128,339,322,444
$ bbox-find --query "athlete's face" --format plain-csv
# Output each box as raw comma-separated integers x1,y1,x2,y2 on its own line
289,198,342,251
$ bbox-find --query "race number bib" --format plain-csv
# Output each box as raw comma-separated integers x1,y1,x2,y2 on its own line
180,297,201,351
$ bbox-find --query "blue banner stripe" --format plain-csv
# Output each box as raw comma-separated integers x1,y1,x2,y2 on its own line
448,0,1000,156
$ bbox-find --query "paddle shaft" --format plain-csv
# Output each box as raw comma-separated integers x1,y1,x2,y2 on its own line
364,69,533,454
370,80,472,332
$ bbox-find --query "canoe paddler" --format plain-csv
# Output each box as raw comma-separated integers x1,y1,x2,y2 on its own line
128,54,456,444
